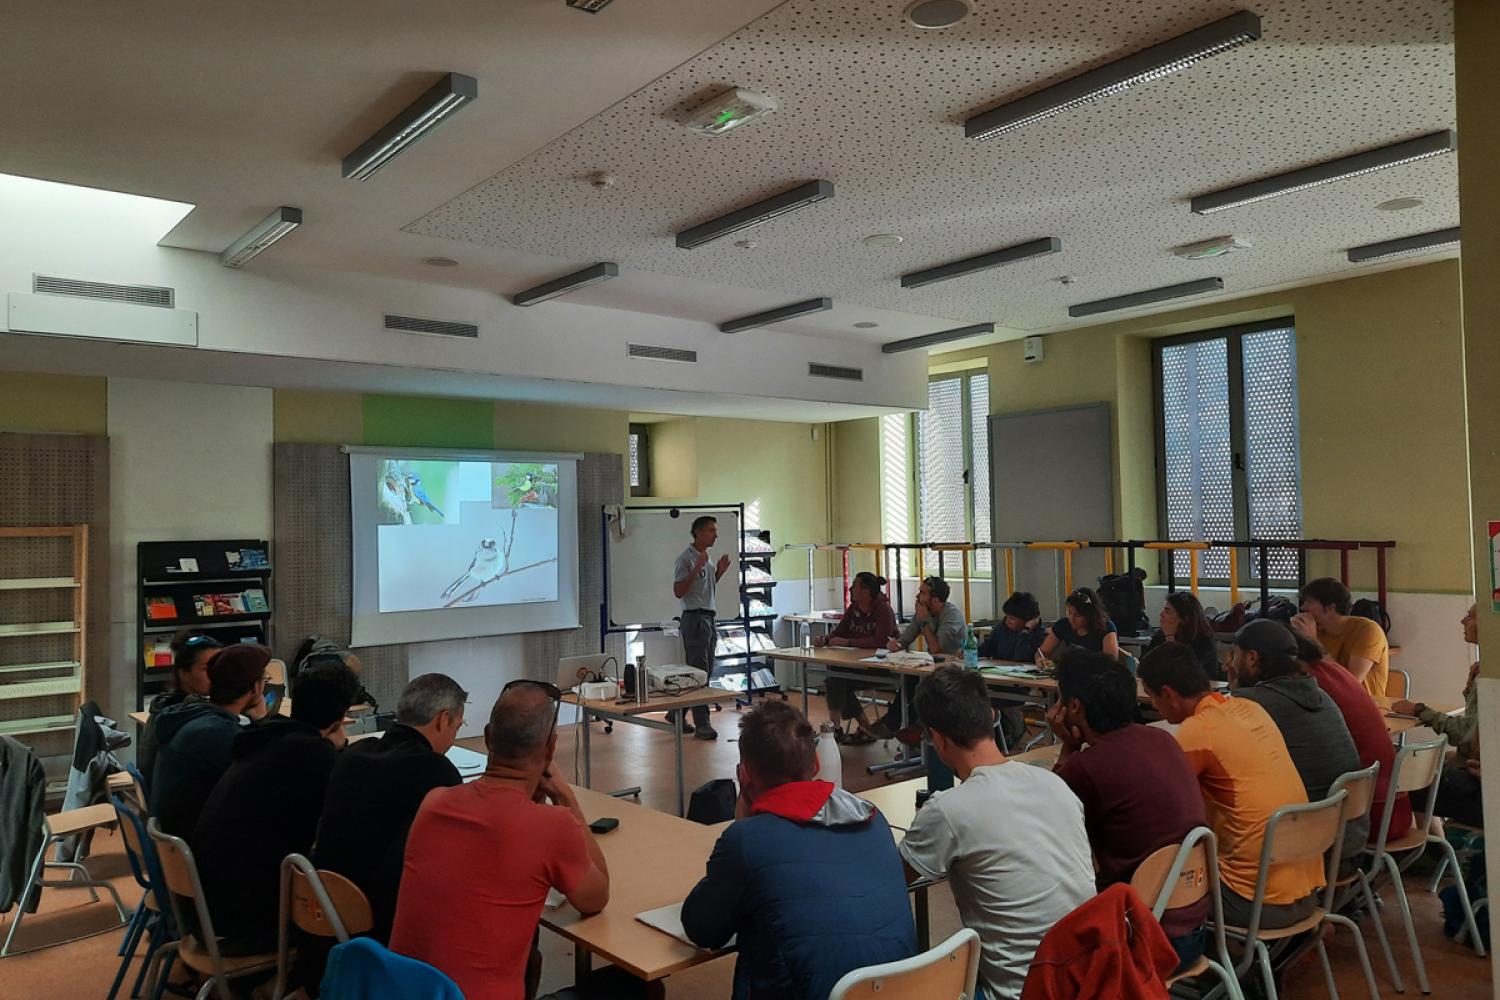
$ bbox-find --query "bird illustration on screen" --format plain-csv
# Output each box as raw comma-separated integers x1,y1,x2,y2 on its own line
379,472,412,525
405,474,444,518
517,472,541,507
441,538,500,603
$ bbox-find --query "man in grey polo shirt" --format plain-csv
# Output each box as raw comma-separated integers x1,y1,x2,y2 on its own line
673,515,732,740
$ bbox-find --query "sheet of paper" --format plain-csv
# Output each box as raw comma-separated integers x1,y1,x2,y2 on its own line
445,744,488,779
636,902,734,950
545,888,567,910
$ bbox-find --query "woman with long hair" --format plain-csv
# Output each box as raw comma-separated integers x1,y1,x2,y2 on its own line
1035,588,1119,665
1144,591,1223,681
813,571,897,744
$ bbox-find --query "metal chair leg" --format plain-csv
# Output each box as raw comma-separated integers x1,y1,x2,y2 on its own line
1383,851,1430,994
1315,934,1340,1000
0,839,48,956
1358,869,1404,993
1428,853,1449,894
141,939,178,1000
1432,837,1486,957
1256,940,1280,1000
107,902,148,1000
1326,912,1380,1000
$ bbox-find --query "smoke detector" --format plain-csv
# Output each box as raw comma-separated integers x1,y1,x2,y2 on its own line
1173,235,1251,260
682,88,779,136
586,171,616,189
905,0,974,29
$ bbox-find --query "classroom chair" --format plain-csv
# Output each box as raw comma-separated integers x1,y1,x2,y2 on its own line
107,794,178,1000
1129,826,1243,1000
1323,764,1383,1000
0,739,128,957
143,818,278,1000
1364,735,1486,994
271,853,374,1000
827,927,979,1000
1220,789,1350,1000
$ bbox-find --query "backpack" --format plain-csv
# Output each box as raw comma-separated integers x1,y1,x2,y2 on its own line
1246,595,1297,625
1097,569,1149,634
290,636,378,711
1351,598,1392,635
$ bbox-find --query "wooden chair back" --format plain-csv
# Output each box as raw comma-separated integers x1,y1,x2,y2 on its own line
1393,737,1446,794
150,827,200,901
1330,763,1379,824
1267,791,1347,866
1132,830,1211,916
830,928,980,1000
290,865,373,939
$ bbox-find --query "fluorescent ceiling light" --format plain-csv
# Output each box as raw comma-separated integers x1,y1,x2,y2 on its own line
220,207,302,268
965,11,1261,140
882,323,995,354
342,73,479,181
901,238,1062,289
677,181,833,249
719,297,832,334
1191,130,1457,214
1068,277,1223,318
1346,227,1460,264
511,262,619,306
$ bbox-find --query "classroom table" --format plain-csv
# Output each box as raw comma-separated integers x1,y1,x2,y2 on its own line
1375,695,1462,737
564,686,740,817
547,786,730,995
780,611,845,648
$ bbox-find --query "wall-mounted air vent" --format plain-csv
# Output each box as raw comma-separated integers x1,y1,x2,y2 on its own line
627,343,698,364
34,274,174,308
808,362,863,382
383,314,479,339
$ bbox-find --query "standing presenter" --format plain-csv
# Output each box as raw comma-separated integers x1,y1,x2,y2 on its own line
673,515,731,740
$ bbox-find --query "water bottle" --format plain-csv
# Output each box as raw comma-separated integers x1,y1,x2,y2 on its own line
816,722,843,788
963,626,979,670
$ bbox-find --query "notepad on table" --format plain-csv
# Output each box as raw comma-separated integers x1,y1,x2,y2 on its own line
635,902,735,949
445,744,489,779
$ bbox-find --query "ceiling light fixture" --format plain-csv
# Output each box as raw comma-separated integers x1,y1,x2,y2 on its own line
882,323,995,354
720,297,832,334
965,10,1261,141
905,0,974,30
1068,277,1223,318
1346,226,1460,264
901,237,1062,289
853,321,880,329
342,73,479,181
511,262,619,307
423,256,459,267
1191,130,1457,214
682,88,779,136
676,180,833,250
1172,235,1251,260
1377,197,1424,211
220,207,302,268
862,234,906,247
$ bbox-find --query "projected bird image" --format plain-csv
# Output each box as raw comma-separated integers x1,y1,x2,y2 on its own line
375,459,560,613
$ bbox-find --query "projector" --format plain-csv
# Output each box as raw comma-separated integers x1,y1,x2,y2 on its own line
645,664,708,693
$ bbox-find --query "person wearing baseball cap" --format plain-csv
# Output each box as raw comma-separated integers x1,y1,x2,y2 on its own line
1230,620,1368,863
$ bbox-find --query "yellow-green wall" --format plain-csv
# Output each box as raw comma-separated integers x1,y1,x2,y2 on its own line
0,372,107,434
647,418,700,498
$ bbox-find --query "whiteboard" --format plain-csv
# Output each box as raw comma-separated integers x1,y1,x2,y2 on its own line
990,404,1114,621
605,506,743,626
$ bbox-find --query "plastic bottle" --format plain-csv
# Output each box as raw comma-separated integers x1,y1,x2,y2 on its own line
963,626,979,670
816,722,843,788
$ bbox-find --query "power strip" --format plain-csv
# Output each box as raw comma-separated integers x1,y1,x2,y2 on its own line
579,680,619,702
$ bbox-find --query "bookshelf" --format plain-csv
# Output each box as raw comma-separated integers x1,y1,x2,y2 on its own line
136,539,272,709
0,526,88,745
712,528,779,691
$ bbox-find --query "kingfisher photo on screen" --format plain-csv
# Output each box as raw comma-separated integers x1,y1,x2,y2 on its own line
374,458,560,612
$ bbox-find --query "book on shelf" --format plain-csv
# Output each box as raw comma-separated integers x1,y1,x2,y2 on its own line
144,639,173,667
238,548,269,569
144,596,178,621
243,588,269,613
213,593,246,615
193,595,215,617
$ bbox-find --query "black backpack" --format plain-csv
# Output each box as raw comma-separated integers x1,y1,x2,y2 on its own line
1097,569,1149,634
1351,598,1392,635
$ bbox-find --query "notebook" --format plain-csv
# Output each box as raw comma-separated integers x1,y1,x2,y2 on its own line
635,902,734,949
445,744,488,780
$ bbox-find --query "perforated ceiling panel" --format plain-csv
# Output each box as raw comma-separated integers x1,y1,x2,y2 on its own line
407,0,1455,333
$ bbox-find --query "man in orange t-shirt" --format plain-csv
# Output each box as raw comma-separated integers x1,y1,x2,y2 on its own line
390,681,610,1000
1291,577,1390,697
1140,643,1325,929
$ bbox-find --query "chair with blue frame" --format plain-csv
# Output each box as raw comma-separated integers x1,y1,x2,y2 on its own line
108,786,177,1000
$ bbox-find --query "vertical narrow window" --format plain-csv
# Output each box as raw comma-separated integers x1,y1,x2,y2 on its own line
628,423,650,497
880,413,913,577
968,373,992,573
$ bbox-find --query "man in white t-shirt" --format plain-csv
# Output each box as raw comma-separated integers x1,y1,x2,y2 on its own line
899,666,1095,1000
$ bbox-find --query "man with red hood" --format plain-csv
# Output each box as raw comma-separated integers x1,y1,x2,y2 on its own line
682,700,915,1000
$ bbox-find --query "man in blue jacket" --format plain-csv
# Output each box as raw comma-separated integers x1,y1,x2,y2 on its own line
682,700,915,1000
978,591,1048,662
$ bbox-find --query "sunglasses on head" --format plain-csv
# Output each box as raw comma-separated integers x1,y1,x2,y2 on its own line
503,678,562,700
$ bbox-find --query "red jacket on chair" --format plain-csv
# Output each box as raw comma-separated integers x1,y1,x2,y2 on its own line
1020,883,1178,1000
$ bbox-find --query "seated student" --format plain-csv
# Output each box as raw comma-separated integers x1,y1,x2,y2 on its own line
1228,620,1367,863
978,591,1048,662
1291,577,1390,697
1140,644,1324,929
1391,603,1482,826
1048,651,1209,970
1297,634,1413,844
392,681,609,1000
149,643,269,837
137,631,220,794
870,575,966,739
682,700,915,1000
1143,591,1223,681
193,661,360,955
812,571,897,743
316,673,466,943
900,666,1094,1000
1035,587,1119,666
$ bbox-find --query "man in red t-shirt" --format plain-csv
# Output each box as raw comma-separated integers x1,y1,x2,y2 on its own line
390,681,610,1000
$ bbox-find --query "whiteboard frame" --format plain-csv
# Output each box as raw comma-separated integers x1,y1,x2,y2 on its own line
601,503,747,632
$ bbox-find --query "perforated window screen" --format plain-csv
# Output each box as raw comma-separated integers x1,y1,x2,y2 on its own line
1157,322,1301,582
918,377,967,547
1242,328,1301,578
628,434,640,487
969,374,992,572
880,413,913,576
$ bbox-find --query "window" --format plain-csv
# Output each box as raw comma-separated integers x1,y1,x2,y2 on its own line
1154,320,1300,581
628,423,650,497
881,371,991,576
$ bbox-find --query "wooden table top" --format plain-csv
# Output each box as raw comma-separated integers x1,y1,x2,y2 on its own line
542,786,728,981
1374,695,1462,735
563,686,738,717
